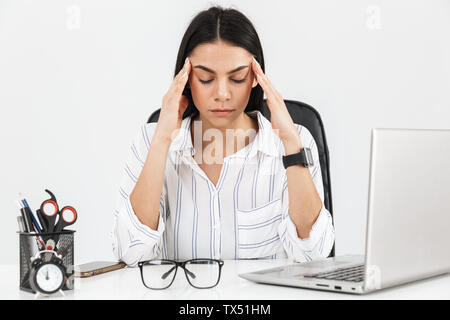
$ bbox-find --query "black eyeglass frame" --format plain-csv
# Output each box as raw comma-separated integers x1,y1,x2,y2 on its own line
138,258,224,290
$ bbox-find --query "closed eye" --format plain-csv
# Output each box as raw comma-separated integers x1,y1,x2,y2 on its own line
199,78,247,85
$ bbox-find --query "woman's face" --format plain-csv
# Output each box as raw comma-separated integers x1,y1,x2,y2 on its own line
187,40,258,127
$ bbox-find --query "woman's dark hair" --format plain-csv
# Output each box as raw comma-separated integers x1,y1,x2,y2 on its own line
175,5,265,119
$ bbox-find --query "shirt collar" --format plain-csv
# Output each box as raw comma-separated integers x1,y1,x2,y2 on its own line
169,110,282,158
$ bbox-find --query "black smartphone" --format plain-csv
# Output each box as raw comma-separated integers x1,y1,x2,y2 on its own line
74,261,126,278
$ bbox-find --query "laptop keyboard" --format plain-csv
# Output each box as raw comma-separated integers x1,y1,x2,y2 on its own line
303,264,365,282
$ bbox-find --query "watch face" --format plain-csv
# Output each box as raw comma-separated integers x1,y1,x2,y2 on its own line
304,148,314,167
35,263,65,294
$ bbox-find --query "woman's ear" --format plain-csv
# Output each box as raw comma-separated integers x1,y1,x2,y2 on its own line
251,77,258,88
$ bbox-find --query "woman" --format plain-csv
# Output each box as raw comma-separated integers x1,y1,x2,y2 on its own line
112,6,334,266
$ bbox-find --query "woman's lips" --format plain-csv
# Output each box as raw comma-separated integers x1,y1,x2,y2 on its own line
210,109,234,116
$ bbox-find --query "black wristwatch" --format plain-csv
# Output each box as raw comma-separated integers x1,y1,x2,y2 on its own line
282,147,314,168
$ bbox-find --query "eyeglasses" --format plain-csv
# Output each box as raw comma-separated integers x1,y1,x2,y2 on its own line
138,259,224,289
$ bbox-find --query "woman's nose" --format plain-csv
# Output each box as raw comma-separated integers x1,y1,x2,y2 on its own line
215,79,231,101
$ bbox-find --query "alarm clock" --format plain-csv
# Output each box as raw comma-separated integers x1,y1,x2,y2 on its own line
29,250,67,295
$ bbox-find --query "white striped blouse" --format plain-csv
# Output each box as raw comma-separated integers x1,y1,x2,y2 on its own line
112,110,335,266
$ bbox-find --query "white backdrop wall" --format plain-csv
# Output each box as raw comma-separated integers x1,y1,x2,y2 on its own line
1,0,449,264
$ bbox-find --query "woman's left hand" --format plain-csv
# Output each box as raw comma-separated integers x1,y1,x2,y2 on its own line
251,57,303,151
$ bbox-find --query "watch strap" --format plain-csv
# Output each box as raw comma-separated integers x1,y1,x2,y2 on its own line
282,148,314,168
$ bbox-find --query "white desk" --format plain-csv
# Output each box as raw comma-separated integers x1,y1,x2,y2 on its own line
1,259,449,299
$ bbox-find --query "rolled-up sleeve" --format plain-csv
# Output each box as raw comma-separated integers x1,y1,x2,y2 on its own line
277,125,335,262
111,123,168,267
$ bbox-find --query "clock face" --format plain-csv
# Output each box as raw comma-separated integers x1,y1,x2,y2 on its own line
35,263,64,294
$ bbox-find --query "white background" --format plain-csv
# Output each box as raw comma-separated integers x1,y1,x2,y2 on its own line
1,0,449,265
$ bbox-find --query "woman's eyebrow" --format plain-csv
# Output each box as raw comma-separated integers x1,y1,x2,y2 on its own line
193,65,248,75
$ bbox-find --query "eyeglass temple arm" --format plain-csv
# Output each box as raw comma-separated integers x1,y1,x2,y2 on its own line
161,265,196,280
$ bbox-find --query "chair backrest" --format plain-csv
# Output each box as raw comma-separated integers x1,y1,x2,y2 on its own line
147,99,335,257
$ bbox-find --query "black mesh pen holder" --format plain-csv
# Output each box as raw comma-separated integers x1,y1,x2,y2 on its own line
19,230,75,293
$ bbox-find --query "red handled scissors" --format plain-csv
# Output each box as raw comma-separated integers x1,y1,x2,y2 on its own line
37,189,77,233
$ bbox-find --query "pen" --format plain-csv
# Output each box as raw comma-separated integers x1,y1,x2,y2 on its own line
16,200,30,232
17,195,45,249
36,209,47,233
19,194,43,233
18,206,45,249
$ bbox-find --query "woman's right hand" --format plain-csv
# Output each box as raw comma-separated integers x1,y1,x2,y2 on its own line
155,57,191,142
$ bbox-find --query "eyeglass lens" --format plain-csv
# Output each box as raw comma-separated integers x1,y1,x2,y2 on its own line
141,260,177,289
184,259,221,288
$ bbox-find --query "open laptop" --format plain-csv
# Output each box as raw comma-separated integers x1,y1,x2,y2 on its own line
239,128,450,294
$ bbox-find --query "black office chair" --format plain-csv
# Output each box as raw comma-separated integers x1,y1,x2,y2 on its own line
147,99,335,257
